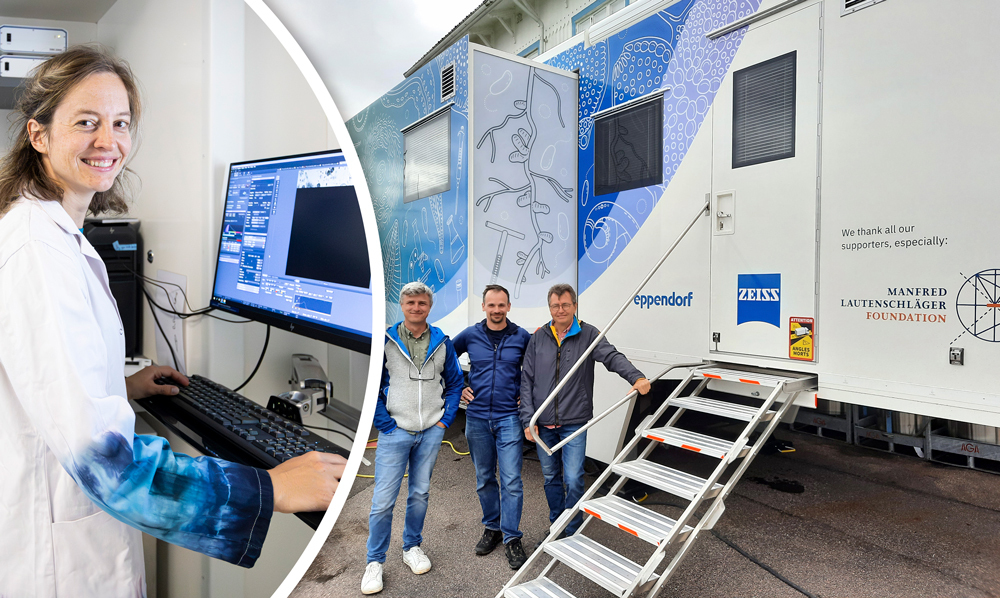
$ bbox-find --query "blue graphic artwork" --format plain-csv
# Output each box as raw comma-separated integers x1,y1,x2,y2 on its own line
737,273,781,327
545,0,762,292
348,38,470,325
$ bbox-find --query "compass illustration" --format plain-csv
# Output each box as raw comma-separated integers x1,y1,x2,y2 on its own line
956,269,1000,342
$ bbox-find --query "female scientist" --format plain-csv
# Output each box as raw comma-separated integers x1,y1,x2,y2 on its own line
0,46,346,596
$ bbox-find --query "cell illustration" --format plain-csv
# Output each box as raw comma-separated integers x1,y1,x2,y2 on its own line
473,58,576,301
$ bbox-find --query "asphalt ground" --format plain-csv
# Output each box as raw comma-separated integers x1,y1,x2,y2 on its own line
292,411,1000,598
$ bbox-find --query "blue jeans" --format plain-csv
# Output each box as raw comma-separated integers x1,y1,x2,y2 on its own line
465,414,524,543
366,424,447,563
535,424,587,535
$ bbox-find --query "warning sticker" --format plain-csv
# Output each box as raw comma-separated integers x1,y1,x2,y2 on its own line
789,317,814,361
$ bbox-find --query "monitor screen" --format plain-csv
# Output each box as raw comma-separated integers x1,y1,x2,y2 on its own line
210,149,372,354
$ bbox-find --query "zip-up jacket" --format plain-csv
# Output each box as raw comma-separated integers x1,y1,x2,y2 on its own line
452,319,531,421
520,318,644,429
376,322,464,433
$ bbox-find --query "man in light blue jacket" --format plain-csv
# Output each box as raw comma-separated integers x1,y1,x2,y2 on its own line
363,281,463,595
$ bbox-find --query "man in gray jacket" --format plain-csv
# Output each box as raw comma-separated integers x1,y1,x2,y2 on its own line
520,283,650,537
363,282,463,594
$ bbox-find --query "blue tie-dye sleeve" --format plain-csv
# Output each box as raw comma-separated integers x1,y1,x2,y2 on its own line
74,431,273,567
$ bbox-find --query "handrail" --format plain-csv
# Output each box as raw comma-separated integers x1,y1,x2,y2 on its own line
529,199,710,455
543,361,705,454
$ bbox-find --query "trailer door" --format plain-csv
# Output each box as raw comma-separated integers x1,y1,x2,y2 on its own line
709,3,822,361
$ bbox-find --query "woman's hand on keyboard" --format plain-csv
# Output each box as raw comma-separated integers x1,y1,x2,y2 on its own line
126,365,189,401
269,451,347,513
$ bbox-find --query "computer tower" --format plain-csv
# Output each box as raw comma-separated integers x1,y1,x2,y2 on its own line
83,218,143,358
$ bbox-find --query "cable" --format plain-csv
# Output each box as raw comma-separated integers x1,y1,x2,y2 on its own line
442,439,470,456
123,264,204,314
142,287,180,370
233,324,269,392
360,437,471,456
300,423,356,444
140,279,249,323
125,264,250,323
710,530,818,598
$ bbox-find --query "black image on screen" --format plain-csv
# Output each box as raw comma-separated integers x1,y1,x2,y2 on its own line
285,185,371,289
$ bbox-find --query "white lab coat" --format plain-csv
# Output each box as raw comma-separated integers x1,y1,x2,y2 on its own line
0,197,145,596
0,197,275,597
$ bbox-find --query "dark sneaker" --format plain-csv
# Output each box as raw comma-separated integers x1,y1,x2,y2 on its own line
475,528,503,555
505,538,528,570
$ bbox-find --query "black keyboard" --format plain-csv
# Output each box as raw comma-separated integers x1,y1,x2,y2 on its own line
161,374,348,467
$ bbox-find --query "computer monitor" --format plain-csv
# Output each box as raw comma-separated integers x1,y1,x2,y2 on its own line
210,149,372,354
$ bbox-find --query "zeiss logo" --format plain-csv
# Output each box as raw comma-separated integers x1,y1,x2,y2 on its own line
737,273,781,327
112,240,137,252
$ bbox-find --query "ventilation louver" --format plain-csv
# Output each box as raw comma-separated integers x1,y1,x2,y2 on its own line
441,62,456,102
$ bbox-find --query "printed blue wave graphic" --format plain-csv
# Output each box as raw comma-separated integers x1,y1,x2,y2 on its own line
348,38,471,325
545,0,762,292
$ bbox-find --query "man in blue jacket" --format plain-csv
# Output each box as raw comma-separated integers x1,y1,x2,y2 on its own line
363,281,463,595
452,284,531,569
520,283,651,538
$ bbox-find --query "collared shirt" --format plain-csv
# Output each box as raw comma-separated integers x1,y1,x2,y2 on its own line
399,321,430,365
549,320,574,345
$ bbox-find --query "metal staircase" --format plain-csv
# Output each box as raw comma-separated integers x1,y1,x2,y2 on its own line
496,201,816,597
501,364,817,598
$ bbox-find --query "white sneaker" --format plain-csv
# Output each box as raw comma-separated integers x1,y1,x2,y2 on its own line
402,546,432,574
361,561,383,594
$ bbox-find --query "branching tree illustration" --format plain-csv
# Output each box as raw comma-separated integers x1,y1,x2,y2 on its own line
476,69,573,299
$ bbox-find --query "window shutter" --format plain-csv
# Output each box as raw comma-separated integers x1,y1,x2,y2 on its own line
594,95,663,196
403,108,451,202
732,51,796,168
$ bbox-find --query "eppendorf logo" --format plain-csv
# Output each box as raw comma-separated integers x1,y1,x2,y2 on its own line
633,291,694,309
737,273,781,327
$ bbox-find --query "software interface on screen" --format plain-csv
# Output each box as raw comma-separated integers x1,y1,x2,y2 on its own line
211,151,372,343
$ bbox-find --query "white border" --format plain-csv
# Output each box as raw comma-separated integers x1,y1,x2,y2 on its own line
240,2,385,597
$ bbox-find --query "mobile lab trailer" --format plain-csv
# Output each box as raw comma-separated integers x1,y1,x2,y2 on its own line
349,0,1000,463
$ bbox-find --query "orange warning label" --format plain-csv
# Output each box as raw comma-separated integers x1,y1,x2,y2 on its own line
789,317,814,361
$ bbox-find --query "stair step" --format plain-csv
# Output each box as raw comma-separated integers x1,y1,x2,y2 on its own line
505,577,577,598
643,426,749,459
614,459,721,501
670,396,774,422
697,366,817,391
581,495,692,545
544,534,657,597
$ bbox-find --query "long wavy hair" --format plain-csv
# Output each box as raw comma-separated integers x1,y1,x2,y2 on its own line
0,44,142,217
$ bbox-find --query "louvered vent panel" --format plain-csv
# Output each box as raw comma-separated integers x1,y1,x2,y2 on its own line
733,51,796,168
441,62,456,102
844,0,869,7
403,109,451,202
